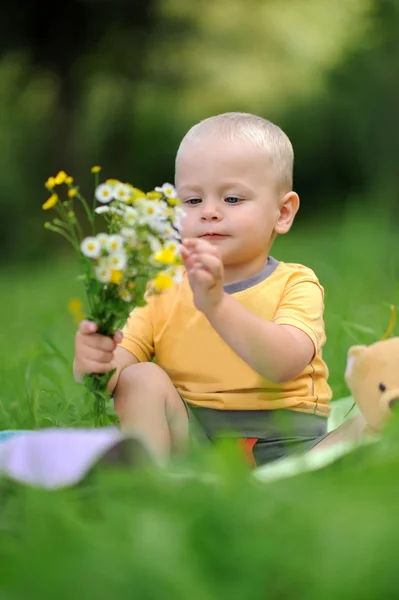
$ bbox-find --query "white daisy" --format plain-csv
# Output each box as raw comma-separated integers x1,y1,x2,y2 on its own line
155,183,177,199
120,289,133,303
80,236,101,259
172,206,186,231
96,233,109,249
126,266,138,278
108,251,127,271
136,199,163,225
95,262,112,283
146,234,162,254
164,239,180,256
123,207,138,227
167,266,184,284
121,227,137,246
114,183,132,203
156,223,180,239
149,219,170,235
109,207,125,217
95,206,110,215
95,183,114,204
106,234,124,254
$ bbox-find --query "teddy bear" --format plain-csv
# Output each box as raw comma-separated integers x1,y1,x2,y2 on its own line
311,336,399,452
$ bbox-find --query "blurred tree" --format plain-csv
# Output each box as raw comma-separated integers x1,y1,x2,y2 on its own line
280,0,399,217
141,0,371,121
0,0,158,263
0,0,397,263
0,0,157,174
130,0,375,218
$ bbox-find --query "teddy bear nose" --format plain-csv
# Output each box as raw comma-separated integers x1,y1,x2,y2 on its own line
389,398,399,410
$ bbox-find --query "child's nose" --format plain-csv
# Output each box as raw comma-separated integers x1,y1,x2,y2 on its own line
201,211,221,221
200,201,222,221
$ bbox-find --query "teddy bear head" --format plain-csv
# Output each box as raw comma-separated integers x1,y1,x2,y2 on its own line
345,337,399,432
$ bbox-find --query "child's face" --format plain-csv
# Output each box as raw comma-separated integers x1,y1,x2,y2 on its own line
175,136,281,268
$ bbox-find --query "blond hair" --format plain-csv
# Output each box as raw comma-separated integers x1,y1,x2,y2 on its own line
177,112,294,193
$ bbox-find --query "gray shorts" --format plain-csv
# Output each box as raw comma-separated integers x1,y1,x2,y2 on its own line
180,397,327,467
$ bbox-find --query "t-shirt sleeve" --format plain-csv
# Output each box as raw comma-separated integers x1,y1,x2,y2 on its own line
118,301,154,362
272,274,326,354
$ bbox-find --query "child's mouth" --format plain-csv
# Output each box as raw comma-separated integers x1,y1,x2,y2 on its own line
199,233,228,238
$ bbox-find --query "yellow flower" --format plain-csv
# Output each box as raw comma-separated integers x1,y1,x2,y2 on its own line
65,176,74,184
105,179,120,186
68,188,77,198
42,194,58,210
154,248,178,265
91,165,101,173
147,191,163,200
67,297,83,313
67,298,85,324
153,272,174,291
110,269,124,284
54,170,67,185
45,176,56,190
166,196,181,207
131,187,146,200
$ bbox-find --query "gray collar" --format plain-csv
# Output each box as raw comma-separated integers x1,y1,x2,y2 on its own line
223,256,280,294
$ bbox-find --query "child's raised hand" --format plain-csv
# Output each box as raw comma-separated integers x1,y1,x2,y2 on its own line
181,238,225,314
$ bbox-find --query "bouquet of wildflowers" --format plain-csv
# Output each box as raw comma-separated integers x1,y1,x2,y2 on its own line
42,167,184,426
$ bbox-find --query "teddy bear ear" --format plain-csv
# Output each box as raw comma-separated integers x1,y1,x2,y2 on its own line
345,345,366,379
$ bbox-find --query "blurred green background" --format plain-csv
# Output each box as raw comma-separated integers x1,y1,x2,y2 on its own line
1,0,399,414
1,3,399,597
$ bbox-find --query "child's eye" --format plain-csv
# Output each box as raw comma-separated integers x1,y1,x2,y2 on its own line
185,198,202,205
225,196,240,204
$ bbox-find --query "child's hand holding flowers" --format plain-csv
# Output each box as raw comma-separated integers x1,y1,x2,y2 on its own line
42,168,184,425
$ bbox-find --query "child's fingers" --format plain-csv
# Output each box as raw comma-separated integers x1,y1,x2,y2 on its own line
190,267,214,286
193,253,223,279
80,358,114,374
180,245,190,259
182,238,196,249
183,238,219,255
113,330,123,344
79,320,98,335
83,347,114,364
182,250,197,272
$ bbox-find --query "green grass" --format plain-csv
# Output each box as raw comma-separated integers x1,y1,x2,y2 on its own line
0,207,398,598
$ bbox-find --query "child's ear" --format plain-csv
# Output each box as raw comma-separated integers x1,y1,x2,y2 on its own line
274,192,300,235
345,345,366,379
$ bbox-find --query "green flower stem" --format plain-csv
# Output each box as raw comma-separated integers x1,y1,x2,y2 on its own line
54,201,80,249
45,224,78,249
93,172,100,214
76,192,95,233
65,186,85,241
83,369,116,427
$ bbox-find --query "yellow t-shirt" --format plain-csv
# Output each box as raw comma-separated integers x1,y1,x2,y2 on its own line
119,258,332,417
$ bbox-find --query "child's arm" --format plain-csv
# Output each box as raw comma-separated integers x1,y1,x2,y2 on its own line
204,294,314,383
181,238,318,383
